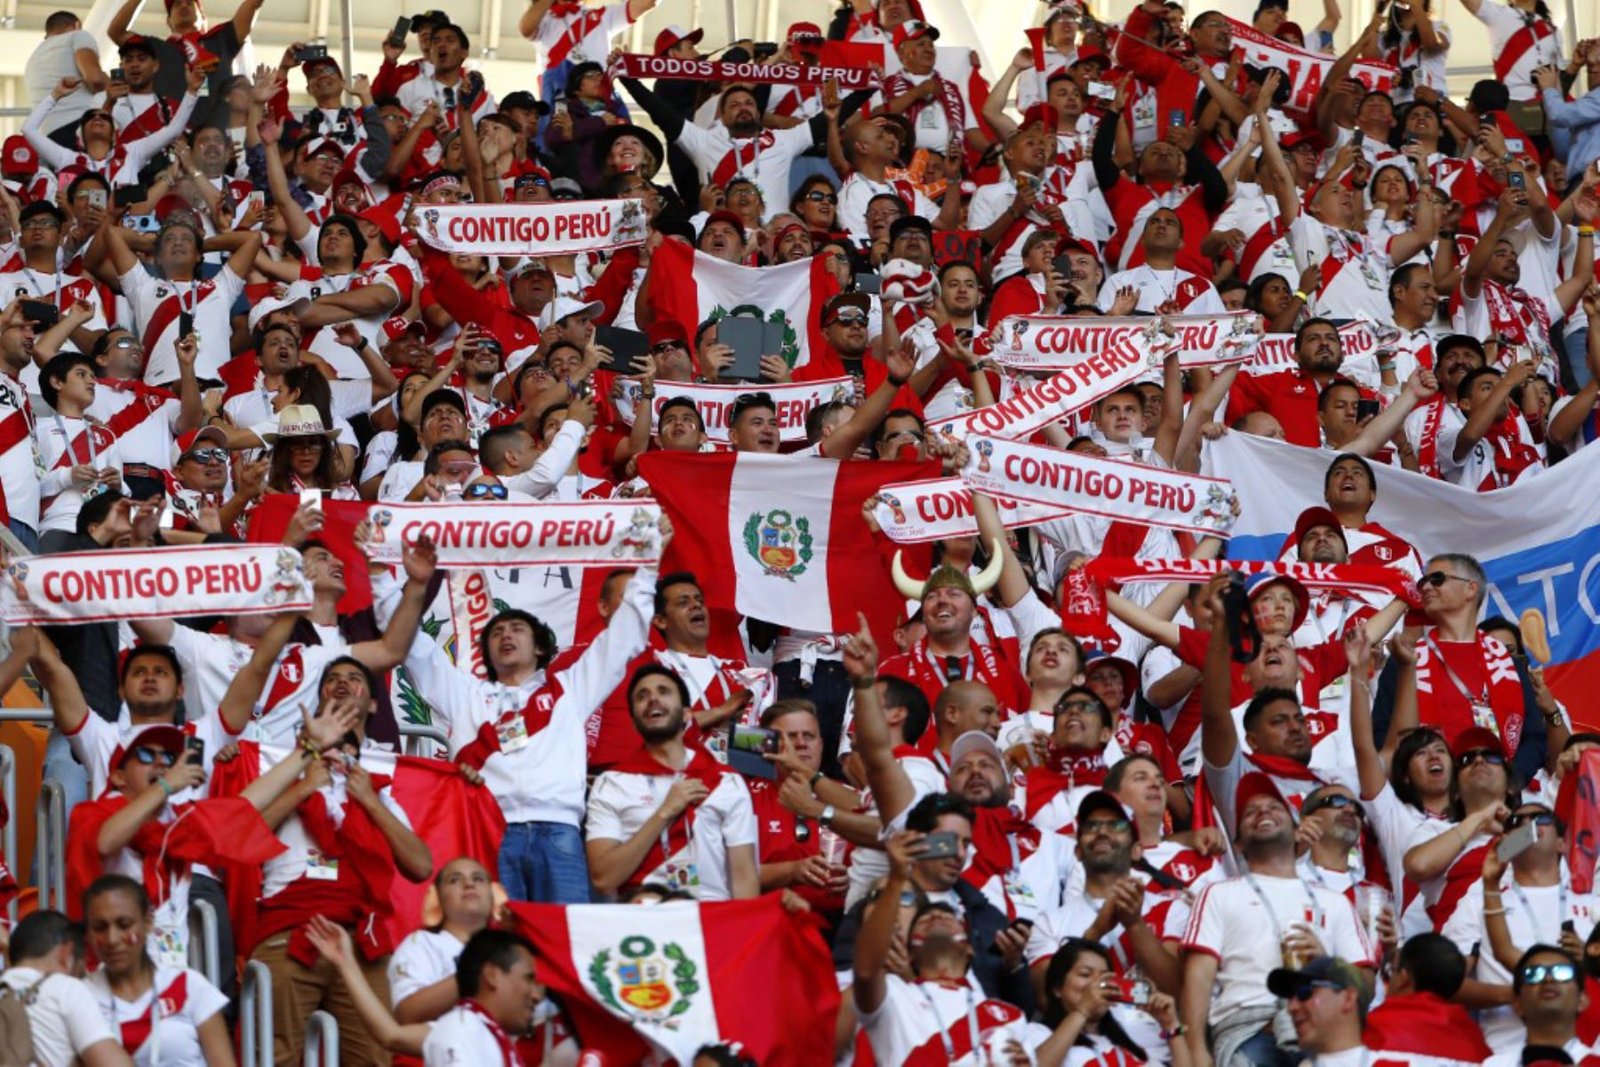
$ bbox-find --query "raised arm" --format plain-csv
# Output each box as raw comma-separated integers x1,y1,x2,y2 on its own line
349,538,437,672
1197,575,1241,769
841,612,917,823
1453,360,1536,462
216,611,303,735
852,830,919,1014
1342,370,1437,456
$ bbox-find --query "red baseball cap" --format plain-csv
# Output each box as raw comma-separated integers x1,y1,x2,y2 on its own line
787,21,824,43
1235,771,1293,821
1451,726,1506,759
892,20,940,49
1292,506,1347,553
381,316,426,343
2,136,37,177
110,723,186,771
653,24,704,55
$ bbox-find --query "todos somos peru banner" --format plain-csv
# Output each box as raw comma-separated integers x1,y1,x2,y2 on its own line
364,501,662,569
413,199,649,256
1226,16,1397,112
614,376,856,446
611,52,880,90
0,543,312,624
1203,432,1600,722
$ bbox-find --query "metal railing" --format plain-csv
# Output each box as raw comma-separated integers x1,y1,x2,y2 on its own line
0,743,14,924
33,778,64,912
0,708,52,723
397,721,448,758
188,898,220,989
304,1010,340,1067
241,960,274,1067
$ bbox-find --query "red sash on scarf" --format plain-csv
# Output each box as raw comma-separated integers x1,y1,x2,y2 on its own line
118,972,189,1054
1482,279,1552,348
1363,991,1494,1061
606,745,725,888
1022,749,1108,822
455,679,565,771
1427,841,1488,929
1476,414,1542,491
709,131,778,187
459,999,524,1067
1416,394,1449,478
962,807,1041,917
1493,16,1555,83
883,71,966,136
65,795,285,922
1416,632,1526,754
545,6,609,67
902,992,1024,1066
253,779,400,965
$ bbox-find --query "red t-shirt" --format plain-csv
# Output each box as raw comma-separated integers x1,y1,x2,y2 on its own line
1175,626,1348,710
1226,368,1324,447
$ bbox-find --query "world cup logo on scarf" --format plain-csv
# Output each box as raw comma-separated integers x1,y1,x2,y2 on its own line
974,438,994,473
880,492,906,525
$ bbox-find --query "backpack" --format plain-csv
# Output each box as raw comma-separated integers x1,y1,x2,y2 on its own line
0,973,46,1067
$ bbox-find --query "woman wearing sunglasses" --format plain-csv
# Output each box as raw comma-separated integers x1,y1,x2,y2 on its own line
1025,938,1191,1067
790,175,841,237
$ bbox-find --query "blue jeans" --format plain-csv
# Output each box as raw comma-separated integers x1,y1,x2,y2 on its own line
498,821,591,903
6,519,39,554
1231,1029,1299,1067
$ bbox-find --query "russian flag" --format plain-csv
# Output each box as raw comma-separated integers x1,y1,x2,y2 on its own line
1202,433,1600,726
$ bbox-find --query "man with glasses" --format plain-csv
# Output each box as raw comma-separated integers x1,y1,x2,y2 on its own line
1413,551,1559,774
1265,956,1373,1065
1483,946,1598,1065
1181,773,1374,1067
1297,784,1396,962
166,425,230,528
0,201,107,356
1451,804,1600,1051
81,324,203,503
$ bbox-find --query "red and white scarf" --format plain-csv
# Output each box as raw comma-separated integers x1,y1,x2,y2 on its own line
882,71,966,135
459,999,525,1067
1481,279,1552,349
607,745,725,890
118,971,190,1055
1415,631,1525,753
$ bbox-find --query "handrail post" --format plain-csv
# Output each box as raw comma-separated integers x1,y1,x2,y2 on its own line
0,744,15,924
188,898,221,989
34,779,65,911
242,959,274,1067
304,1010,340,1067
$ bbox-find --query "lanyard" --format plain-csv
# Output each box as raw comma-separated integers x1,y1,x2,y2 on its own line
658,773,693,861
1426,634,1491,707
53,413,97,466
916,982,981,1064
1242,869,1322,944
23,268,62,301
924,647,972,685
1508,880,1566,945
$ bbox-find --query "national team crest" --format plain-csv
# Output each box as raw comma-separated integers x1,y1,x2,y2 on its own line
590,935,699,1027
742,508,812,580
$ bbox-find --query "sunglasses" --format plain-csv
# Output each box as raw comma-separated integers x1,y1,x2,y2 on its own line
1288,979,1343,1002
1080,817,1131,834
464,482,509,500
1520,962,1578,986
1304,794,1362,817
830,308,868,325
1507,811,1556,829
1456,748,1506,769
1420,571,1471,588
129,745,176,767
184,447,228,464
1055,698,1099,715
649,340,685,355
804,191,838,204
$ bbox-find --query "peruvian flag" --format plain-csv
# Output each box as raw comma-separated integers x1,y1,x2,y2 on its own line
1558,748,1600,893
209,742,506,955
642,241,840,372
637,452,937,638
509,897,840,1066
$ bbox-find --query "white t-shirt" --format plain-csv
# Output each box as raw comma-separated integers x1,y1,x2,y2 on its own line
388,928,466,1009
1181,872,1374,1029
421,1003,514,1066
35,412,123,533
84,965,228,1067
1290,216,1395,326
0,967,118,1067
120,266,245,385
23,30,98,130
166,624,352,744
858,974,1030,1065
1098,265,1226,315
585,765,757,901
837,171,940,242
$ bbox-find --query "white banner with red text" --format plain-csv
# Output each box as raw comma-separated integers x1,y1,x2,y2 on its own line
611,52,880,91
447,571,492,679
872,476,1073,543
1247,321,1383,388
1084,556,1421,605
0,543,312,624
412,200,649,256
1226,18,1397,112
365,501,663,569
962,435,1240,538
614,376,855,446
988,311,1265,373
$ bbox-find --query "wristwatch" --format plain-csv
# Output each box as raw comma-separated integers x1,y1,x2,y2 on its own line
819,804,837,829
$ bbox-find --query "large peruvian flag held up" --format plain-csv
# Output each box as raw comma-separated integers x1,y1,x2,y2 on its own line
638,453,938,639
511,897,840,1066
644,241,840,372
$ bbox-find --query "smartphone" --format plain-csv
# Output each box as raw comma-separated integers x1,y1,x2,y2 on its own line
299,487,322,512
1224,570,1262,664
920,831,962,859
186,736,205,764
553,101,569,118
110,66,124,82
593,324,649,373
1051,254,1075,280
388,16,410,45
1507,171,1526,191
853,272,882,296
1403,132,1419,147
123,214,159,233
726,721,779,781
1356,398,1380,421
717,317,768,382
294,43,328,64
113,183,149,209
247,190,265,215
1088,80,1116,101
1108,978,1153,1006
178,311,194,338
86,188,107,211
1352,129,1365,147
1496,819,1539,863
20,300,58,328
